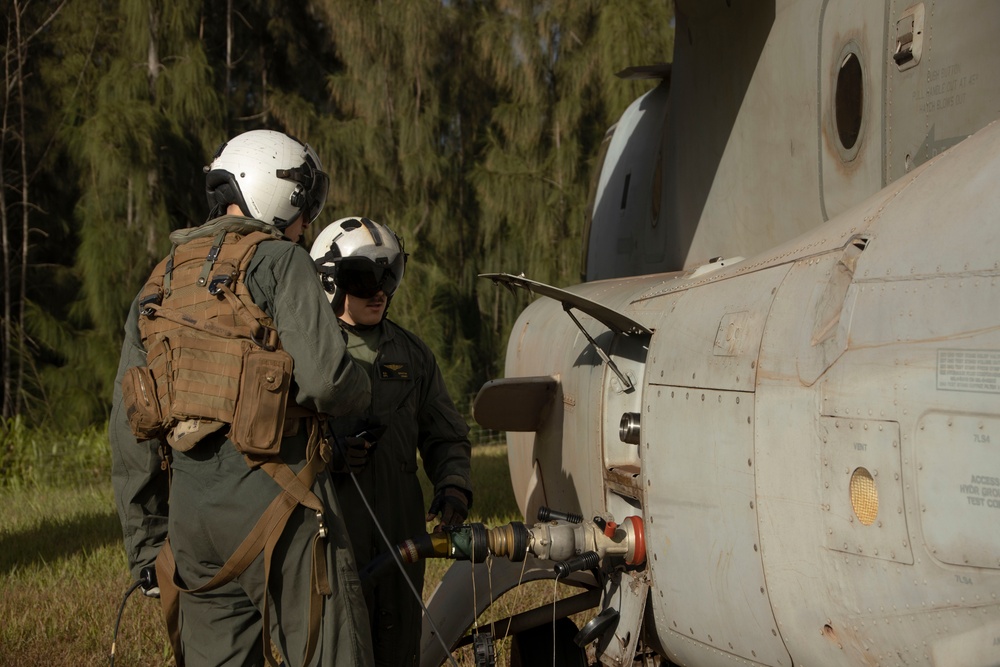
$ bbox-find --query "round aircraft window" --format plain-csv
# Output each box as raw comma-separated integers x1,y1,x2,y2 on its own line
850,467,878,526
835,51,864,152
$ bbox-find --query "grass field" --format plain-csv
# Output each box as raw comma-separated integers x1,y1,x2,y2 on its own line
0,440,589,666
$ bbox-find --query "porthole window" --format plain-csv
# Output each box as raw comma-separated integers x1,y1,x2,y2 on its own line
835,51,864,153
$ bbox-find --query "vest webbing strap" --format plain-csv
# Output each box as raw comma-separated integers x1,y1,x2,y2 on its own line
155,420,330,667
143,299,258,345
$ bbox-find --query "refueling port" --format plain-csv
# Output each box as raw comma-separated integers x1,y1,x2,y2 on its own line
620,412,641,444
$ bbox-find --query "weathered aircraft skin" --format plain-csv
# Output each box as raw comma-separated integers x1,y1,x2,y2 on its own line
422,1,1000,665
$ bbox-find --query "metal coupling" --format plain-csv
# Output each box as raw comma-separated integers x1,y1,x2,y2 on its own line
620,412,641,444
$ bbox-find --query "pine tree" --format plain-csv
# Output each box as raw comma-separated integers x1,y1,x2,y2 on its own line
33,0,221,427
0,0,84,421
308,0,496,398
473,0,673,374
1,0,674,429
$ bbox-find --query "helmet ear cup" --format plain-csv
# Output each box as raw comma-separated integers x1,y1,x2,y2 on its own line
205,169,248,217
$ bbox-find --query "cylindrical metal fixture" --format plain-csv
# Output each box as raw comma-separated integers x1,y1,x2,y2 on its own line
537,506,583,524
620,412,641,444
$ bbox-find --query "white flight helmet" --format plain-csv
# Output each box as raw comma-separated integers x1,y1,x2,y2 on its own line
205,129,329,230
310,217,407,311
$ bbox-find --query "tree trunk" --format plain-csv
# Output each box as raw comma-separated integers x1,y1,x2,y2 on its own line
0,20,11,419
14,0,28,416
145,0,160,260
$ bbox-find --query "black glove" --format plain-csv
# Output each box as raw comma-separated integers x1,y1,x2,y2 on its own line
426,486,471,530
329,435,374,473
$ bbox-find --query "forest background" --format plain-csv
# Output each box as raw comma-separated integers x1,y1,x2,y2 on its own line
0,0,674,437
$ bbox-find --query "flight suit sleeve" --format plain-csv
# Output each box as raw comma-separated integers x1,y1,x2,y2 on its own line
109,299,169,581
259,243,371,416
414,343,473,500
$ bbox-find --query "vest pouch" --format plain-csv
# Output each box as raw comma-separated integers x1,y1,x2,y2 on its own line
230,348,293,456
121,365,166,440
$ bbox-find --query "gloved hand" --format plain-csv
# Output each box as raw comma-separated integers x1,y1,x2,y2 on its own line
425,486,471,531
329,435,374,473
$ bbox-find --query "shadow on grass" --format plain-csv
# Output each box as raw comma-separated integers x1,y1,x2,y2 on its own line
470,445,520,522
0,510,121,575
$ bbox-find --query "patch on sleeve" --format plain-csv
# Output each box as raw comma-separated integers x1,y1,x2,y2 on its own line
379,362,411,380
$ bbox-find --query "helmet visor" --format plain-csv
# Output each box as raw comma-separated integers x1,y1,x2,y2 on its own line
334,255,404,298
302,166,329,223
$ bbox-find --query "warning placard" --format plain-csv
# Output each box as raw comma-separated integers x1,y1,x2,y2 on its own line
937,349,1000,394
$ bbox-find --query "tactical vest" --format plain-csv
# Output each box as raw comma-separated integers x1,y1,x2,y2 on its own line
121,216,294,455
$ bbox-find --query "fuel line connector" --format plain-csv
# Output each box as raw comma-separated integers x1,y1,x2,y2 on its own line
361,507,645,582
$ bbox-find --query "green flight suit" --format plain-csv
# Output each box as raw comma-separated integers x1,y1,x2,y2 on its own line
329,319,473,667
110,216,375,666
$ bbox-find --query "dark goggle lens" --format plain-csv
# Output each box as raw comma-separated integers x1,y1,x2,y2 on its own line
334,257,402,298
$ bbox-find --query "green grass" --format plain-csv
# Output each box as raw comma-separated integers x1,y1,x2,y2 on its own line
0,484,171,667
0,433,592,666
0,417,111,489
